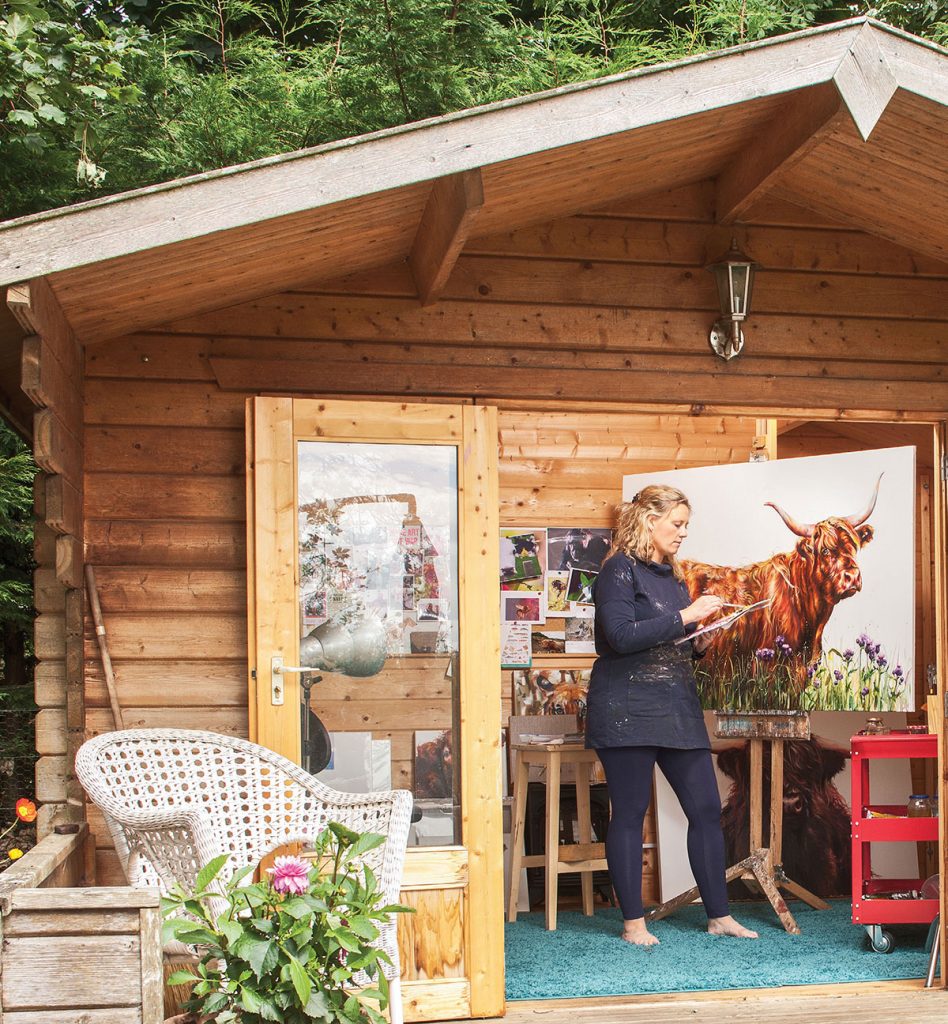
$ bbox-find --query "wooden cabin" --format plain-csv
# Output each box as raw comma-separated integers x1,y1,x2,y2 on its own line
0,16,947,1023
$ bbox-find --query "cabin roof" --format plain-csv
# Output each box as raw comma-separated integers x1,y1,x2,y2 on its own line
0,16,946,346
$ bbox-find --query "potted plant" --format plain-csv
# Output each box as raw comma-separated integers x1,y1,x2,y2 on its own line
162,822,411,1023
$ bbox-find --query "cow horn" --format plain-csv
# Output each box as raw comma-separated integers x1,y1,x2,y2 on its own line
844,473,883,528
765,501,813,538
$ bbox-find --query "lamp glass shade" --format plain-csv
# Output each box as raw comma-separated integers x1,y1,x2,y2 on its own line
707,242,758,323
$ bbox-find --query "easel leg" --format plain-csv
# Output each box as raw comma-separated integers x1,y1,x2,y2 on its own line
751,853,801,935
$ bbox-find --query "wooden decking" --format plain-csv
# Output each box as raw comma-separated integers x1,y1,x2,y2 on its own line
433,980,945,1023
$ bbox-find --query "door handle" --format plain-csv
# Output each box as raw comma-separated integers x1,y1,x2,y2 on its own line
269,655,321,706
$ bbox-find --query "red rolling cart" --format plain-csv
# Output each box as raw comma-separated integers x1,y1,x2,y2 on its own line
851,731,938,953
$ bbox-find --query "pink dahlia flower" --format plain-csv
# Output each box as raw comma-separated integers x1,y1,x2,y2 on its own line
267,855,311,895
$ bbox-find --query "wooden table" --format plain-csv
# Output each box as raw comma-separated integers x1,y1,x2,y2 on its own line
506,741,608,930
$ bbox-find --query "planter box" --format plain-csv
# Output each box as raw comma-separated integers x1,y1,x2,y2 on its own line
0,826,164,1024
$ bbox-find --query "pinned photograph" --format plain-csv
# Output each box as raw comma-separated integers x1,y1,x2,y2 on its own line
565,616,596,654
402,575,416,610
418,599,440,621
502,592,543,623
566,567,598,606
548,527,612,573
414,729,453,800
500,528,547,582
302,590,327,627
545,571,570,616
513,668,591,721
532,630,566,654
501,621,532,667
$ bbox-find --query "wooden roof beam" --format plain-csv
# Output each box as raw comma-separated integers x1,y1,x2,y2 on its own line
716,24,898,224
716,84,847,224
409,170,484,306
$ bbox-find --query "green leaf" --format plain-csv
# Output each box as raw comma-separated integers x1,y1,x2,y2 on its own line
196,853,230,892
239,983,263,1013
349,831,386,858
36,102,65,123
328,821,359,846
7,109,37,126
233,932,274,979
165,969,199,986
303,988,333,1019
219,918,244,946
202,992,230,1014
280,895,313,919
286,952,312,1006
345,916,379,940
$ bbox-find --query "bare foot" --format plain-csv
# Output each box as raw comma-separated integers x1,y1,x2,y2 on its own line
707,915,758,939
621,917,660,946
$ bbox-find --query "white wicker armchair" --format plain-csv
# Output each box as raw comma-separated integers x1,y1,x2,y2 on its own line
75,728,413,1023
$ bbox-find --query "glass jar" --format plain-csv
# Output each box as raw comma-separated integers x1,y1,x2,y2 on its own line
862,717,890,735
907,794,932,817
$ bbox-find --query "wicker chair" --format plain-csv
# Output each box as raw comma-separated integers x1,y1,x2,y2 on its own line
75,728,412,1024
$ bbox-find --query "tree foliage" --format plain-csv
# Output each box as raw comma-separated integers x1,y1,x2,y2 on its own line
1,0,946,219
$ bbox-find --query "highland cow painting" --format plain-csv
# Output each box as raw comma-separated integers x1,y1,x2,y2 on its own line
623,447,915,712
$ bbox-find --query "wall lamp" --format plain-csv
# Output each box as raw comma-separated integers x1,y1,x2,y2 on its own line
706,238,759,361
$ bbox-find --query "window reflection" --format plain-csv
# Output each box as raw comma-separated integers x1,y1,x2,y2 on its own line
296,441,460,843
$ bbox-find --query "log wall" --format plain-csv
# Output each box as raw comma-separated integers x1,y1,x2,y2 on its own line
78,180,945,913
7,280,85,839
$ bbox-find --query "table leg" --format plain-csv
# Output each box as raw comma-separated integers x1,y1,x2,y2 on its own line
507,753,530,922
545,751,561,931
575,758,594,916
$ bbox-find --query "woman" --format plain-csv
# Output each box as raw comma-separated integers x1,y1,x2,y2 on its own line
586,485,758,945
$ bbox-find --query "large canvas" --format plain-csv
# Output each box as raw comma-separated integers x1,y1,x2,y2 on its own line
623,447,915,712
655,712,918,902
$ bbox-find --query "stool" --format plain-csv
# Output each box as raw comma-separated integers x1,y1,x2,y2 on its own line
506,719,607,930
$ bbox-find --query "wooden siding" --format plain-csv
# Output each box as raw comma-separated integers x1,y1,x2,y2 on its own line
81,178,942,918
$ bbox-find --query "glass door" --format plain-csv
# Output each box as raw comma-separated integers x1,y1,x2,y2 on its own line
247,398,504,1020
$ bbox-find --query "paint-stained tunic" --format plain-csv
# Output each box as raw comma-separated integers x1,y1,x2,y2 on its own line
585,551,709,750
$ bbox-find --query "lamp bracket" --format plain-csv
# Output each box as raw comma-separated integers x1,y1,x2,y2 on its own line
709,321,744,361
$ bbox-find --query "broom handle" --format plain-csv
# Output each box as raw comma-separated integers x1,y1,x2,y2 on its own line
84,564,125,730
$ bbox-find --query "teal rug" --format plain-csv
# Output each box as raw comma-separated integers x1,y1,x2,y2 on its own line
505,901,929,999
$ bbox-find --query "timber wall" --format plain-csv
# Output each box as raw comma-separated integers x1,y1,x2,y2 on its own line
69,180,946,906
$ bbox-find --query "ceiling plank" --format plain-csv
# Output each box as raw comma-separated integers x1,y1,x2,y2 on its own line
716,84,847,224
409,170,484,306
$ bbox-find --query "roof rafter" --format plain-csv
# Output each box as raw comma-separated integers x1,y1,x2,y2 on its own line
716,25,898,224
716,84,847,224
409,170,484,306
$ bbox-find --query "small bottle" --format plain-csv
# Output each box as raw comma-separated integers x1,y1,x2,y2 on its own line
907,794,932,818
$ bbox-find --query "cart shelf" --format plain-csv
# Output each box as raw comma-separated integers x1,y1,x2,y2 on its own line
851,732,938,952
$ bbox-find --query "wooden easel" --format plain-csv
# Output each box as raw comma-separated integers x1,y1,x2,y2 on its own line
647,711,829,935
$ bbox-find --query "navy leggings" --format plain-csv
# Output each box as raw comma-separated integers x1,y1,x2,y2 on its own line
596,745,729,921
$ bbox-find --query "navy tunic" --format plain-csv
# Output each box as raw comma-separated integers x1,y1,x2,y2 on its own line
585,551,709,750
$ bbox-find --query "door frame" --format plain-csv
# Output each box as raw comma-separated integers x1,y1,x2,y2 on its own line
245,396,504,1019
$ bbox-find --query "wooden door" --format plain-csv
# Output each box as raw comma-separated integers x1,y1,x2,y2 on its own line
935,422,948,987
247,397,504,1020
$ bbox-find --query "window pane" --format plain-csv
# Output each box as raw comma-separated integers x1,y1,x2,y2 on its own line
297,441,461,844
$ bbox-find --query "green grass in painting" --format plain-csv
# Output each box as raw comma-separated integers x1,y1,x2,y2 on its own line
696,634,908,713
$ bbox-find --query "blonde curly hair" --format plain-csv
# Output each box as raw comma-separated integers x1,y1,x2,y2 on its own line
610,484,691,581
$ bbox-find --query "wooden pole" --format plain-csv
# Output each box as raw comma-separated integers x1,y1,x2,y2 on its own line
84,564,125,730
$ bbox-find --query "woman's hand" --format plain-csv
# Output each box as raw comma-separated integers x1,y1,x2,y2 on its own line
680,593,724,626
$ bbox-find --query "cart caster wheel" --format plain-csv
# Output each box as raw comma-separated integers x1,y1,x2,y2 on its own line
869,929,894,954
